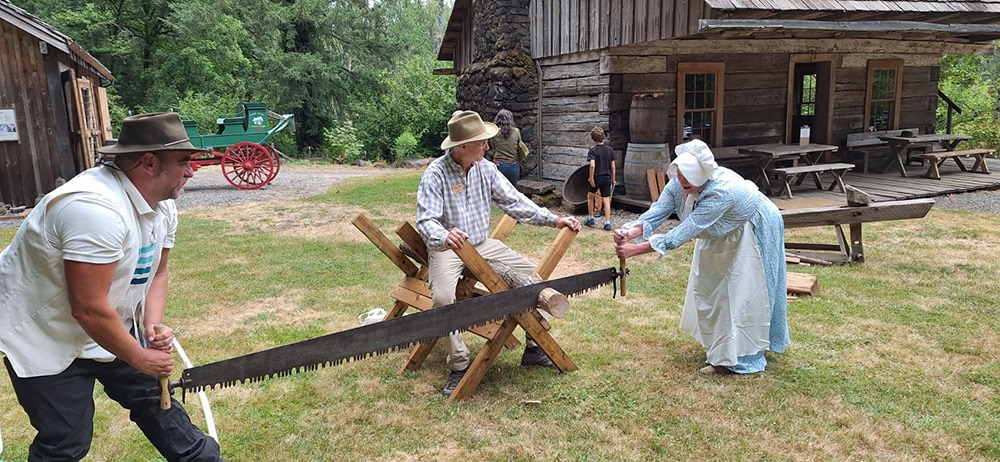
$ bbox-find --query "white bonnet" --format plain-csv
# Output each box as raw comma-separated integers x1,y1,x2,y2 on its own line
667,139,719,186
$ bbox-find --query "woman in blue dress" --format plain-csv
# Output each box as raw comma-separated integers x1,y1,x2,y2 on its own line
614,139,789,374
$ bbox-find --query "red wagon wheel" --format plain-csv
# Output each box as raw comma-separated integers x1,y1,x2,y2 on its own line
221,142,276,190
262,144,281,182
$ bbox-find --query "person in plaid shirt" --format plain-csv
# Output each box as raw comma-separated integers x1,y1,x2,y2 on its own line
416,111,581,397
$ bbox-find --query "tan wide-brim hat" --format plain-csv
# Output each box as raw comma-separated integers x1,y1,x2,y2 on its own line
440,111,499,150
97,112,207,155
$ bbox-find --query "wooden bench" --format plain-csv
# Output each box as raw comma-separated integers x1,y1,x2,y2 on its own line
772,162,854,199
782,193,935,264
712,145,758,180
919,148,994,179
846,128,920,173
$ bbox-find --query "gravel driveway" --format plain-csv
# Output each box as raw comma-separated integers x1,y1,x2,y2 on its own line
2,164,998,230
173,164,385,211
0,164,386,229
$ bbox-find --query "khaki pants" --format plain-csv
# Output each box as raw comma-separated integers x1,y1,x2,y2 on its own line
428,238,537,371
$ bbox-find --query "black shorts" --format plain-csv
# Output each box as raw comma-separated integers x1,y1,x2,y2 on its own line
588,176,612,197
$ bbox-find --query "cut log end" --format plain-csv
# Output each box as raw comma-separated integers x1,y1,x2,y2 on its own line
538,287,569,318
787,272,819,296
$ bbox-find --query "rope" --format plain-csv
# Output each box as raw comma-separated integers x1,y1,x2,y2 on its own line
173,338,219,444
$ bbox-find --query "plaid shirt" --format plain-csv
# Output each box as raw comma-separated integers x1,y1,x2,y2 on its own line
417,155,557,251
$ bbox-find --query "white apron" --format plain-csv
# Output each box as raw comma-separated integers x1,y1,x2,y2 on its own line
678,195,771,366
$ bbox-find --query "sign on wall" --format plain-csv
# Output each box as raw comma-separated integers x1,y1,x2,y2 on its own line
0,108,18,142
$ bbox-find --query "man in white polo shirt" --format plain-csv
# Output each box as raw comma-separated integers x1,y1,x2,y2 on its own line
0,113,222,461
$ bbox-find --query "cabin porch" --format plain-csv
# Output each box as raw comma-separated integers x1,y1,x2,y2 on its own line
612,157,1000,212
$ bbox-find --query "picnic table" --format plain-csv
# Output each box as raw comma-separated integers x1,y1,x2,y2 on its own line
738,143,840,196
877,133,970,177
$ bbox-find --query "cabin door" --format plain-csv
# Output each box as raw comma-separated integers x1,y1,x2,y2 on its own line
788,60,833,145
61,70,103,172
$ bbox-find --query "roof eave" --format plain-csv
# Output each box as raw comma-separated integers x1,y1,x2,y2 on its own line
699,19,1000,44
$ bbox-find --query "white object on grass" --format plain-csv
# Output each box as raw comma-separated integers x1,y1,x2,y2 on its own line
173,338,219,443
358,308,387,326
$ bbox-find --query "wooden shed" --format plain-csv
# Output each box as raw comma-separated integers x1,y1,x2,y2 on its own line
438,0,1000,194
0,0,113,208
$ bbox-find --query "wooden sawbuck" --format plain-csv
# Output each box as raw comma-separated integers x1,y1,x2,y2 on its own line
353,213,579,401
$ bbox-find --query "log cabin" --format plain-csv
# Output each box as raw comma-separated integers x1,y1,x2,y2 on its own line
0,0,113,209
436,0,1000,201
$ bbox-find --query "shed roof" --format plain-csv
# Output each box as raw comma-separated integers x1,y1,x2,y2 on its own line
705,0,1000,13
0,0,113,81
699,19,1000,42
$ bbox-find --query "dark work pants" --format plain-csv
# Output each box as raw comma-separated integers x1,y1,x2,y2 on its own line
5,357,222,462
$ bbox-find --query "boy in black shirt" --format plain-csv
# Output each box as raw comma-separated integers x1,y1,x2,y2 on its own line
585,126,617,230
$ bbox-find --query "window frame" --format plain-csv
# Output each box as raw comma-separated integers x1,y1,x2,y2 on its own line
676,62,724,147
864,59,903,131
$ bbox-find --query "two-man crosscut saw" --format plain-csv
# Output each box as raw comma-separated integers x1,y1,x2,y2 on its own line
169,267,620,398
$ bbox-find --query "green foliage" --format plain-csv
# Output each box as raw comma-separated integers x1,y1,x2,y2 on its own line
392,131,420,162
14,0,454,158
938,52,1000,150
352,57,456,162
322,121,364,163
172,92,243,135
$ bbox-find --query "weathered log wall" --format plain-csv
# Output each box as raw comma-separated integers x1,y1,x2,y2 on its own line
455,0,541,177
536,38,945,188
0,19,65,208
0,5,111,209
528,0,1000,60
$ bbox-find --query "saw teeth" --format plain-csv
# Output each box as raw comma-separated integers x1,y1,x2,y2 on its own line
179,268,618,392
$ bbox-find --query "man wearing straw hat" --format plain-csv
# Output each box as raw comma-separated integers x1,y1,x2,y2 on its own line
0,112,222,460
416,110,582,397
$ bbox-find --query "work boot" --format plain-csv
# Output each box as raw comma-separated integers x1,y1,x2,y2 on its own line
442,368,467,397
520,347,558,370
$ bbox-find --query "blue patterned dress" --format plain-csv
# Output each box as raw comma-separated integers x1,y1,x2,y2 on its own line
626,167,789,373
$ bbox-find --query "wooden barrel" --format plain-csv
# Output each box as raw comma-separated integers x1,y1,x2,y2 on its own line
629,97,670,144
624,143,671,201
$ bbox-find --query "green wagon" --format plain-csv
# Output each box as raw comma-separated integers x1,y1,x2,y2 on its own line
184,102,294,190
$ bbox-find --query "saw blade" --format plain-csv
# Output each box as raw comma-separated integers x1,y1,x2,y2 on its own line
179,267,618,392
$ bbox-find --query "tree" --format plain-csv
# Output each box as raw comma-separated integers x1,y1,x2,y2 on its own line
13,0,456,160
939,51,1000,149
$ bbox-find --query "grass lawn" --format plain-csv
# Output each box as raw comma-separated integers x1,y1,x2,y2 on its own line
1,169,998,461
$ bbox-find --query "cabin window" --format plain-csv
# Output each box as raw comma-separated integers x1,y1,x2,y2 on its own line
677,63,724,147
865,59,903,131
796,73,816,117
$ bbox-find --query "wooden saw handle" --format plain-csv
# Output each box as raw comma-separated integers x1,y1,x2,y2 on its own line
619,257,627,297
153,324,171,410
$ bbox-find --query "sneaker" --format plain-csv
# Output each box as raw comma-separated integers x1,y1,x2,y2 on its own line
520,346,558,370
603,221,612,231
584,217,595,226
442,368,468,397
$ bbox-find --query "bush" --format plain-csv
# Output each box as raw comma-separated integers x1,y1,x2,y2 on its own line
323,121,364,164
393,131,420,163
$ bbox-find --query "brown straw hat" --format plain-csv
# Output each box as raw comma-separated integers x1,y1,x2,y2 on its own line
97,112,207,155
440,111,499,150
